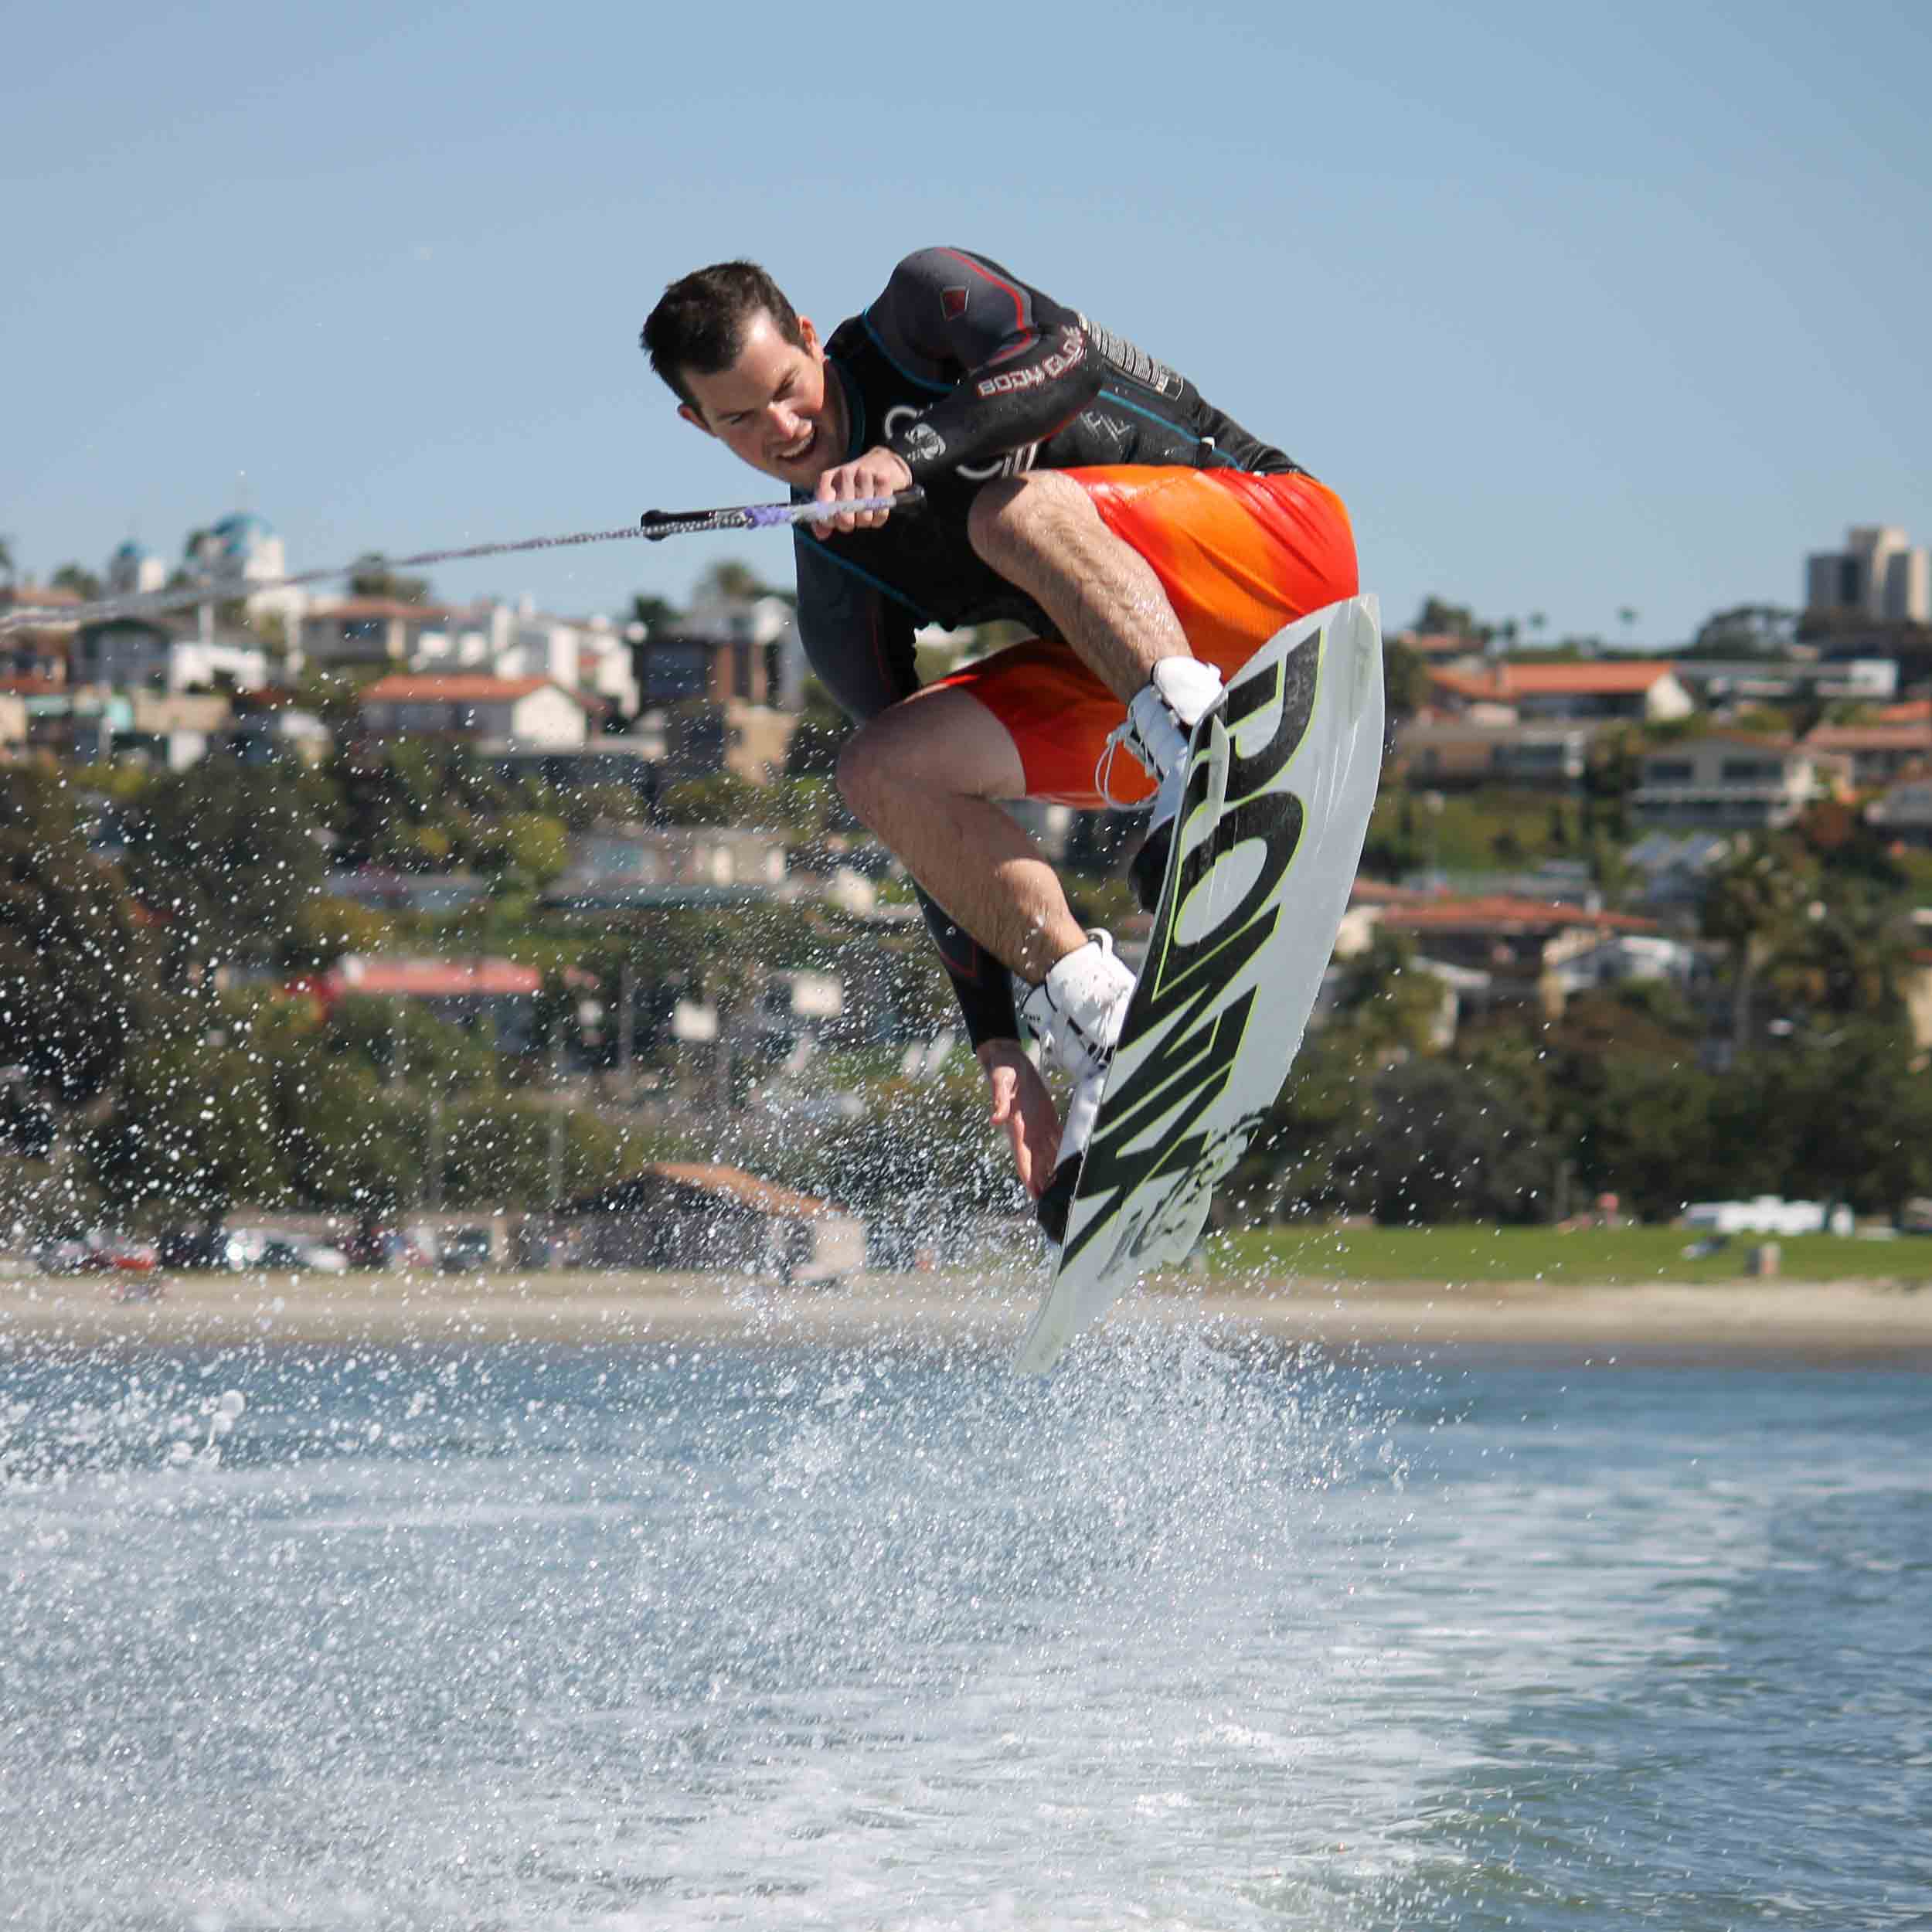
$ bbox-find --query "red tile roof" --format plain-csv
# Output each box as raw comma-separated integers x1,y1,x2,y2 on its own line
0,584,83,607
1349,878,1441,906
1430,661,1682,702
1803,723,1932,753
358,673,587,708
327,956,541,998
1376,893,1659,937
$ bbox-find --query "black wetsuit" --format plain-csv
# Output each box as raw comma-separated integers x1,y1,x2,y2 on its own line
794,247,1298,1046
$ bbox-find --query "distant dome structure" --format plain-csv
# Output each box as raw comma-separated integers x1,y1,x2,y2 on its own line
106,538,165,596
192,511,285,588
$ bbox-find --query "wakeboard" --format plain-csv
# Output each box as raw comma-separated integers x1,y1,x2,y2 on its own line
1014,595,1386,1373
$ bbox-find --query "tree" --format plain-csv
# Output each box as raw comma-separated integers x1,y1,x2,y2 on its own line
0,769,158,1103
1700,834,1817,1047
0,534,15,585
1686,604,1798,659
83,1026,287,1223
784,677,852,778
1412,596,1485,641
1382,636,1430,719
694,558,774,604
120,761,332,971
1740,1021,1932,1216
1361,1055,1549,1223
347,553,432,604
629,592,682,634
1764,881,1916,1025
50,563,104,604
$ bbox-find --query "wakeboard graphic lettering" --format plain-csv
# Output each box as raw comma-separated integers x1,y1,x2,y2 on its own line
1013,596,1386,1375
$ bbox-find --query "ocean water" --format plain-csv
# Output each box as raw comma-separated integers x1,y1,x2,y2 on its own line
2,1328,1928,1930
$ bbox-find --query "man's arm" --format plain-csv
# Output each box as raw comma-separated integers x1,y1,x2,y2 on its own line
868,247,1105,483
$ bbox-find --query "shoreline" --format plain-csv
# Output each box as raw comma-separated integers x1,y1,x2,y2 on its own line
5,1270,1932,1366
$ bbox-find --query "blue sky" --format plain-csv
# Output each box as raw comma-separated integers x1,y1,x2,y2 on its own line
5,0,1927,648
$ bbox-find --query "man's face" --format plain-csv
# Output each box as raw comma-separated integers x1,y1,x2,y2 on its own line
678,310,844,487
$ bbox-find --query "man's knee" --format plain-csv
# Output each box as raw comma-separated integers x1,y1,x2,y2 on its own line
835,719,897,832
966,470,1096,573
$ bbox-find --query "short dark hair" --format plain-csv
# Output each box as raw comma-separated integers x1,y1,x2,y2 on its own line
640,261,804,411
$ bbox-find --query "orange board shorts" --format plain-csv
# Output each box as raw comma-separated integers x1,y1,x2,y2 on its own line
930,466,1358,808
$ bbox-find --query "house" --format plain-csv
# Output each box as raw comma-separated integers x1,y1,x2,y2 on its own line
1425,660,1696,725
1368,892,1664,1017
560,1162,866,1284
410,598,641,720
71,616,270,696
0,582,80,682
668,591,800,703
293,597,485,672
307,954,549,1052
1673,657,1899,708
217,704,332,767
355,673,590,750
1632,733,1852,828
1801,722,1932,788
488,742,660,799
1866,769,1932,847
113,692,236,770
1549,931,1700,997
1391,720,1596,790
1907,948,1932,1051
633,599,802,782
1624,831,1733,915
543,825,787,910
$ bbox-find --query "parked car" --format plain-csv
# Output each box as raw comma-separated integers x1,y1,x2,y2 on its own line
437,1227,495,1273
259,1238,349,1274
342,1226,428,1271
225,1232,349,1274
158,1226,228,1270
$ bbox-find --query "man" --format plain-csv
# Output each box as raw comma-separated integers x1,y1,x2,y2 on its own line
641,249,1357,1235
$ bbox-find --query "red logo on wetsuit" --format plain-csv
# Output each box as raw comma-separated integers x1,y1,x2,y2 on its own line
941,284,970,320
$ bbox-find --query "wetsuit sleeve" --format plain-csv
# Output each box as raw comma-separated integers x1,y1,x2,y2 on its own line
794,540,1022,1048
866,248,1104,483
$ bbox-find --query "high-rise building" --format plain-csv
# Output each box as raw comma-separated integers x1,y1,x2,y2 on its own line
1806,526,1930,624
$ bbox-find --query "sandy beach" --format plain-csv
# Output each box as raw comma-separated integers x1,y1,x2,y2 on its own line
5,1267,1932,1365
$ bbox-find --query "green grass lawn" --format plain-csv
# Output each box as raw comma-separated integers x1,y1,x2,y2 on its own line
1208,1223,1932,1287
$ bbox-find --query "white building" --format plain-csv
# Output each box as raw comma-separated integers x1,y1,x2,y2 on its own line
105,539,167,597
299,594,638,721
356,674,590,750
71,617,269,695
185,511,304,633
1632,733,1852,828
1806,525,1930,624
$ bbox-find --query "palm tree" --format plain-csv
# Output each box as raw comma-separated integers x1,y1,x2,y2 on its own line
1765,881,1917,1024
1700,835,1816,1048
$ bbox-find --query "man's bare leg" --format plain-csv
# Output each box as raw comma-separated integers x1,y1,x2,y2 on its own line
966,471,1193,700
836,683,1084,984
838,683,1112,1196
